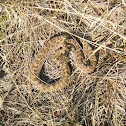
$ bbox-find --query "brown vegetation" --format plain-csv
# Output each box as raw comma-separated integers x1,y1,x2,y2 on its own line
0,0,125,126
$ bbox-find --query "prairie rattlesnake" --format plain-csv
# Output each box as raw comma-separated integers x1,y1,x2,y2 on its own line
30,33,97,92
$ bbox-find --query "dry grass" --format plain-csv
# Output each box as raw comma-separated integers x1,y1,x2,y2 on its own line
0,0,126,126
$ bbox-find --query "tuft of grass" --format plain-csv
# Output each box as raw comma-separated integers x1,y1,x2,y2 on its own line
0,120,2,126
0,12,8,40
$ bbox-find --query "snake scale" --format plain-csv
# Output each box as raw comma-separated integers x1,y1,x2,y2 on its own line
30,33,97,92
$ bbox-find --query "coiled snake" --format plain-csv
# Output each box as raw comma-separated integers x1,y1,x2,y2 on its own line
30,33,97,92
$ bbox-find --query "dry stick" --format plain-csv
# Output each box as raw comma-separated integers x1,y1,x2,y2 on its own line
36,14,125,55
8,78,43,122
29,7,116,27
31,5,126,40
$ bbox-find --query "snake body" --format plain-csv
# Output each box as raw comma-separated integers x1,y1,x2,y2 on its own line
30,33,97,92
